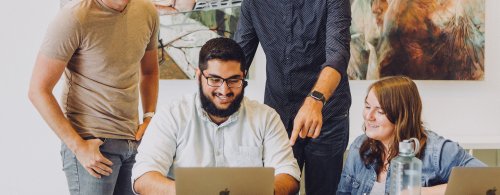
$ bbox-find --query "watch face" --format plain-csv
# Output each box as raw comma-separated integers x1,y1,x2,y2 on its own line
311,91,324,99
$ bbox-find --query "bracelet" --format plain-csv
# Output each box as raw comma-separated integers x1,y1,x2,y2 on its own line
143,112,155,119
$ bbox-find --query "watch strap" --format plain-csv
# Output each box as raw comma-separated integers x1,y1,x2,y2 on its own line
308,91,326,105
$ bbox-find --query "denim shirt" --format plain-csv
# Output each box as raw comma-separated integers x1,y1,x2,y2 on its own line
337,130,486,195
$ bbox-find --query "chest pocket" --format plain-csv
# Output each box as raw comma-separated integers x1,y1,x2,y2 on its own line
226,146,263,167
338,174,363,194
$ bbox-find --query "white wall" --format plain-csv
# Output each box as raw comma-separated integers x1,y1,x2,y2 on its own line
1,0,499,194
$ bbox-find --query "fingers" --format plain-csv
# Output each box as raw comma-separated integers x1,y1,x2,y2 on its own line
289,125,301,146
88,138,104,145
312,121,322,138
75,139,117,179
93,162,113,176
302,120,313,138
136,122,150,141
85,167,102,178
290,116,305,146
135,124,146,141
83,160,112,178
306,120,316,138
99,155,113,167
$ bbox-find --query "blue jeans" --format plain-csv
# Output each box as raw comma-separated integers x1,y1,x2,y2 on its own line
290,114,349,195
61,138,139,195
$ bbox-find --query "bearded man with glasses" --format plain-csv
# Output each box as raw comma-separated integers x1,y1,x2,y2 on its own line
131,37,301,195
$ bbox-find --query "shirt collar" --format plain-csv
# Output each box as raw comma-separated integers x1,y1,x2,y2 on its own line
194,92,245,127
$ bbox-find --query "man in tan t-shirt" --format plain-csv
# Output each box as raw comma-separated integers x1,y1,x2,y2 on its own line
28,0,159,194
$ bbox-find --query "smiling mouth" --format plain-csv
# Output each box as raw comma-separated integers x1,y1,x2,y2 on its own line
214,93,233,104
366,123,380,128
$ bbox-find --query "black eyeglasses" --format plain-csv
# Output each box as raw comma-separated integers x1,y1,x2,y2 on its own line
201,72,245,88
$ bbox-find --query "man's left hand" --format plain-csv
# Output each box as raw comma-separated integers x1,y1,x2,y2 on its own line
135,118,152,141
289,97,324,145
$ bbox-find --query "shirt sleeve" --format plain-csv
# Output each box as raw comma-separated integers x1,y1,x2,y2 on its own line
39,8,82,62
145,3,159,51
262,109,301,181
321,0,351,76
131,105,178,192
438,140,487,182
234,0,259,70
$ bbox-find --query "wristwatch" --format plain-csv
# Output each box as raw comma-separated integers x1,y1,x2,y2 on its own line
308,90,326,105
143,112,155,120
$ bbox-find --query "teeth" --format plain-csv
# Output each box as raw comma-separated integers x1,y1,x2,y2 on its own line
367,124,379,128
216,95,229,100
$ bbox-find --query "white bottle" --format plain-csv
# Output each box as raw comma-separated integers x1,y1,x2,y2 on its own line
389,138,422,195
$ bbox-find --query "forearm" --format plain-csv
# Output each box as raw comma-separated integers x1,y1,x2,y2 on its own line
28,89,84,152
29,54,84,151
134,171,175,195
140,49,159,115
421,184,447,195
274,173,299,195
140,73,158,114
310,67,341,101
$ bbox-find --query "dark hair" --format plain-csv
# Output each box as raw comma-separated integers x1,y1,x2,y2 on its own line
198,37,246,73
360,76,427,174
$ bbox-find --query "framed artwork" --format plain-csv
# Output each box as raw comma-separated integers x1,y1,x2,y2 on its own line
153,0,243,80
348,0,485,80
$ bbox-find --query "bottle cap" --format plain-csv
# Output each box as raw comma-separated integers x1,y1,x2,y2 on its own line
399,138,420,156
399,140,414,155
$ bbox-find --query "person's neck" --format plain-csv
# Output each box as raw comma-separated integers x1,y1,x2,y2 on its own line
100,0,128,12
208,114,229,125
381,136,394,152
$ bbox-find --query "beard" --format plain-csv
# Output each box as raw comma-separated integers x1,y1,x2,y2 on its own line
199,78,244,118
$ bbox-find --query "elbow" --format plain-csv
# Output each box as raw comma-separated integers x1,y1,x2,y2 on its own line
133,176,145,194
28,85,51,106
27,87,39,104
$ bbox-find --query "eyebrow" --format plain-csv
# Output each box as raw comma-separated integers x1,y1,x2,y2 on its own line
206,73,243,79
364,101,381,109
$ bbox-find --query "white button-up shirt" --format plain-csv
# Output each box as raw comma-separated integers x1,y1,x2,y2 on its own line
132,92,301,184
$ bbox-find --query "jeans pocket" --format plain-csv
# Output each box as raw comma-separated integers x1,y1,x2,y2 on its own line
60,143,77,170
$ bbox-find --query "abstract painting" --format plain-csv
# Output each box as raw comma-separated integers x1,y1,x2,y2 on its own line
348,0,485,80
153,0,242,79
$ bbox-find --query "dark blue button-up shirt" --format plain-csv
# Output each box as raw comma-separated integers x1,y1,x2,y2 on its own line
234,0,352,129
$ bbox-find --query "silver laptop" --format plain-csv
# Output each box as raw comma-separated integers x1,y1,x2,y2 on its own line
175,167,275,195
445,167,500,195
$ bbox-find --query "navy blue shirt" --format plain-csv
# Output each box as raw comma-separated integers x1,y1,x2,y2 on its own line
234,0,352,129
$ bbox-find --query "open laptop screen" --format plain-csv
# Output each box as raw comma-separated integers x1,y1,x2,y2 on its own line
445,167,500,195
175,167,275,195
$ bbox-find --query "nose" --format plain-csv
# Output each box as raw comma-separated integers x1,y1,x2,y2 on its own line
365,109,375,121
215,81,231,94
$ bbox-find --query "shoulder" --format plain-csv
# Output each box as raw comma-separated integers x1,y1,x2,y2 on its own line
132,0,157,15
158,93,196,117
423,130,449,155
422,130,464,167
345,134,367,163
56,0,87,23
66,0,96,23
242,97,278,116
350,134,368,149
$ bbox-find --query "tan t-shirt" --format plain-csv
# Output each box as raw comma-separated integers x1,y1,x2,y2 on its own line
40,0,159,139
